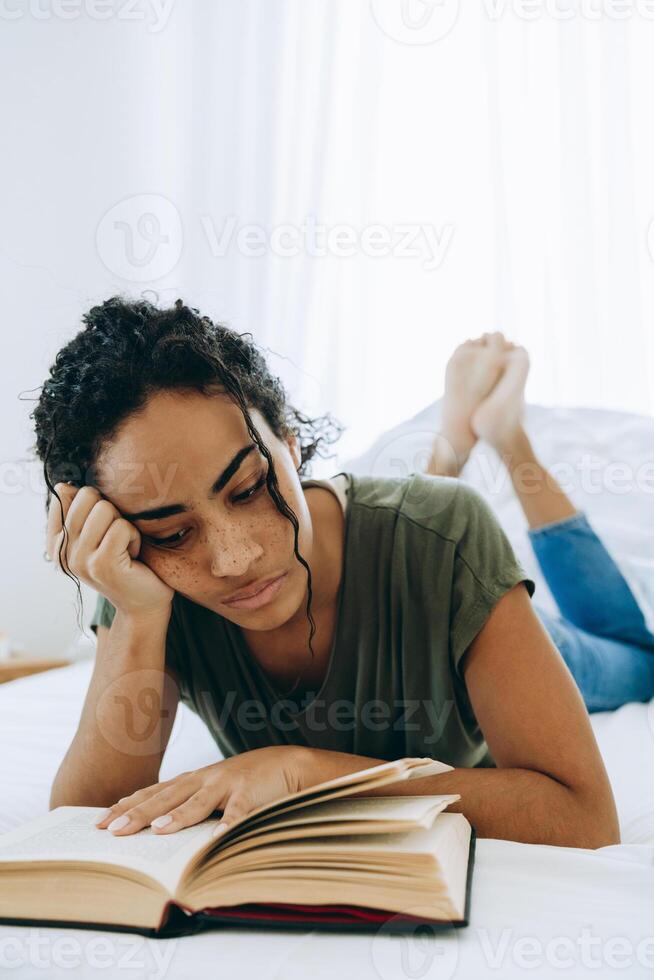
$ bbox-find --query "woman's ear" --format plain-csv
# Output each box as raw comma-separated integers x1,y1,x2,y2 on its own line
286,431,301,471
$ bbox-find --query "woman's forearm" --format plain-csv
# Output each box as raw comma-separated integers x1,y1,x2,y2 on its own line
294,748,620,849
50,608,176,809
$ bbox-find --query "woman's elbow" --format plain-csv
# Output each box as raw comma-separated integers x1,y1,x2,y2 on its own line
580,814,621,849
568,785,621,849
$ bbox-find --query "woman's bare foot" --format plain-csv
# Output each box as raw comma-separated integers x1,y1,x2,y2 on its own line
435,332,508,472
470,342,530,453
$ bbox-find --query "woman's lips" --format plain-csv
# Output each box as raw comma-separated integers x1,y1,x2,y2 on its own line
221,572,288,610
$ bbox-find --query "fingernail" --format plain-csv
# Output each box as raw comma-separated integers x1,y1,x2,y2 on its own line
108,814,130,833
94,808,112,825
151,814,173,829
212,822,228,838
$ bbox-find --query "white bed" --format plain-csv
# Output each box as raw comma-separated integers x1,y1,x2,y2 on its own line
1,400,654,978
0,661,653,979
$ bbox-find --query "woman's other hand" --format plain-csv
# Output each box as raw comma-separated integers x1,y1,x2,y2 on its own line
93,745,306,839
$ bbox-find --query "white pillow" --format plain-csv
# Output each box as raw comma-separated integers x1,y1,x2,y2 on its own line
342,399,654,633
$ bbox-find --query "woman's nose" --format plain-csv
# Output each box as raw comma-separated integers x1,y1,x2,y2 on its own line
206,526,264,578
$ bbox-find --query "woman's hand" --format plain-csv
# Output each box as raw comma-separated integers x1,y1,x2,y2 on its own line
46,482,174,618
94,746,307,838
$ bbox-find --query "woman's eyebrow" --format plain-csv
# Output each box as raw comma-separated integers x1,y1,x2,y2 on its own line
122,443,257,522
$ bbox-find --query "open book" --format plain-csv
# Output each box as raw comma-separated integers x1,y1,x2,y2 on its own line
0,757,475,936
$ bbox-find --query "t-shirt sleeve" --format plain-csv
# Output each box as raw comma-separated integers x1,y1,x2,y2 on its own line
89,593,186,697
448,482,536,680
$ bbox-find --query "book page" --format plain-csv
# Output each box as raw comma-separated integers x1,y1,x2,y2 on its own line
240,794,461,835
0,807,221,894
188,796,462,875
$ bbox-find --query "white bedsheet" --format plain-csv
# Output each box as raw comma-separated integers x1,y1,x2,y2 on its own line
0,662,653,979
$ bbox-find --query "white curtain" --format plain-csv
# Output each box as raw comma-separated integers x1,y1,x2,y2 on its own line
4,0,654,658
176,0,654,470
174,0,385,467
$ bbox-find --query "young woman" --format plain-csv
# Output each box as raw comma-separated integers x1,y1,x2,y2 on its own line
428,333,654,713
34,298,620,849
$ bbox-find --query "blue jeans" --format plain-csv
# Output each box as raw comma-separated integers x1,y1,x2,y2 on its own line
530,511,654,712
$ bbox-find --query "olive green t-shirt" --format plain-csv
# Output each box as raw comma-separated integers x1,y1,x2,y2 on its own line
90,472,535,769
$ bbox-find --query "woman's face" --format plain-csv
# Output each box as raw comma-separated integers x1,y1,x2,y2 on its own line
94,389,312,631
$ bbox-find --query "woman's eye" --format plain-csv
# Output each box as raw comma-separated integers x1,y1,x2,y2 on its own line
232,474,267,503
144,475,267,548
147,529,190,549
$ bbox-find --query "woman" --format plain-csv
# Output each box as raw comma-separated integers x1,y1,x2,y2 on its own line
33,297,619,848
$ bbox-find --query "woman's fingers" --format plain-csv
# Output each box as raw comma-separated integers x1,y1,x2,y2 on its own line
70,499,123,571
211,791,253,837
48,488,124,579
47,485,103,573
96,779,195,835
94,778,179,827
94,790,154,830
150,786,224,834
58,486,104,547
94,515,142,566
93,769,253,837
94,750,299,839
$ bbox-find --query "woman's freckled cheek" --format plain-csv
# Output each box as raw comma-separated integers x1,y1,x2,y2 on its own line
147,552,191,587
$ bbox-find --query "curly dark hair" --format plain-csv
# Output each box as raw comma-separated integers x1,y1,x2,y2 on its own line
29,295,345,695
